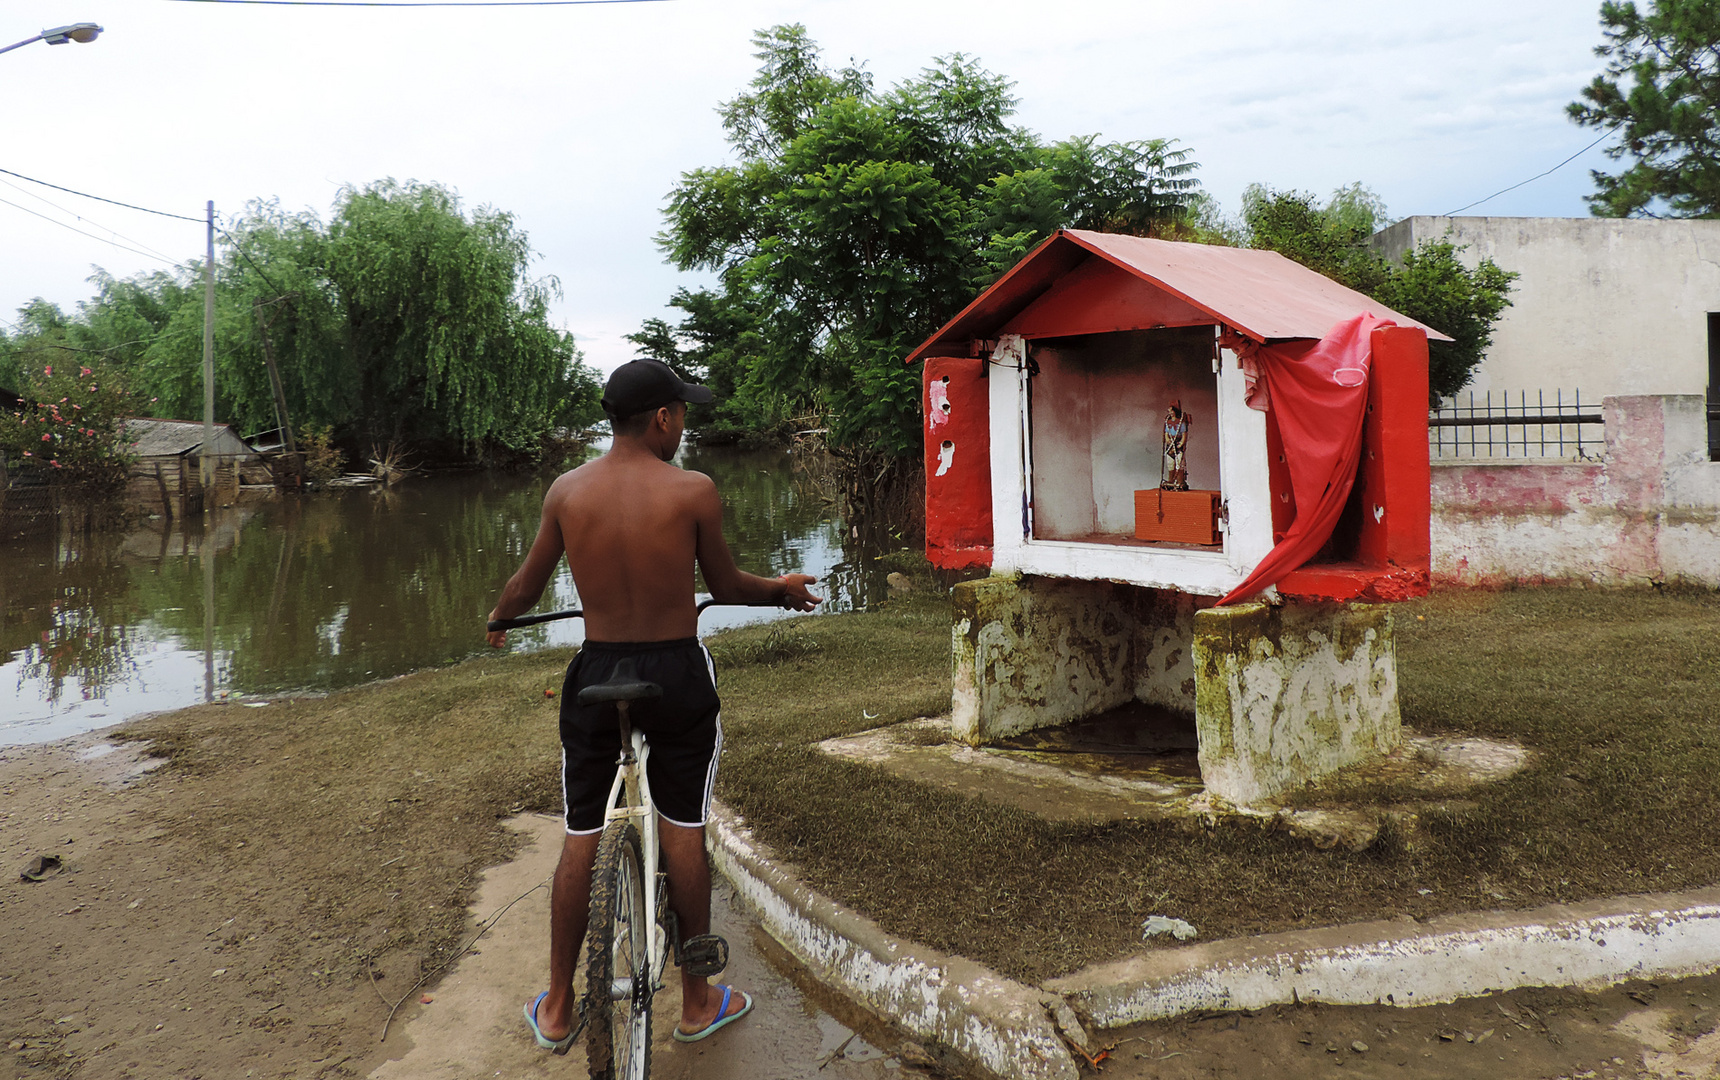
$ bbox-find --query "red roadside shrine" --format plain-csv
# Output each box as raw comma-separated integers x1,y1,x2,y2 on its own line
907,229,1450,804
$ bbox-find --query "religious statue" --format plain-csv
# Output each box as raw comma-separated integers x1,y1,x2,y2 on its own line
1160,400,1190,491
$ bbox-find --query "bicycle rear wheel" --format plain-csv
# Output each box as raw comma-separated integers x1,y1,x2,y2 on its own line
585,821,652,1080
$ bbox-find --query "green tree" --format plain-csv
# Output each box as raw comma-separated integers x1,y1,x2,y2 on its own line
1239,185,1517,401
1240,182,1390,294
21,181,603,466
656,24,1200,480
1372,241,1518,402
1569,0,1720,217
321,181,586,453
625,284,803,445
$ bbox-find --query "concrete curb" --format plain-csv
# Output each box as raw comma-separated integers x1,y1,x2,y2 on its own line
711,800,1720,1069
1047,886,1720,1027
707,803,1079,1080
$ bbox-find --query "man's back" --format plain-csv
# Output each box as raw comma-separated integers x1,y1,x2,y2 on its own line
550,448,706,642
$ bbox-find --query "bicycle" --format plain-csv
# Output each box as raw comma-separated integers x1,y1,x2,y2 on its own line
487,598,789,1080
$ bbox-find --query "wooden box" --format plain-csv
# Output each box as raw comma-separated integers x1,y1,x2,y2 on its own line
1134,489,1221,545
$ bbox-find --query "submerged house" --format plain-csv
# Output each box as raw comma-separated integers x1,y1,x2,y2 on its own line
123,418,266,515
908,229,1448,803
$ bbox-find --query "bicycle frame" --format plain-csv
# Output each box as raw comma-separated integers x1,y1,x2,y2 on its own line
601,703,672,990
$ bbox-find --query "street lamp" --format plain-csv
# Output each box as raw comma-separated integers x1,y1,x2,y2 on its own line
0,23,104,57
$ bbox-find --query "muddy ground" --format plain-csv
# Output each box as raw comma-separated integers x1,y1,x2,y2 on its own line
0,728,917,1080
4,723,1719,1080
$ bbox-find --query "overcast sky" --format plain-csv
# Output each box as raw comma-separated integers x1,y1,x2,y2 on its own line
3,0,1611,374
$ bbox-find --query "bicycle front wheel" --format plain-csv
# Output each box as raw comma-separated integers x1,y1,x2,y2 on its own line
585,821,652,1080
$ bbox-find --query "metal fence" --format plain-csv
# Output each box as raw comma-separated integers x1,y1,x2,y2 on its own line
1429,389,1603,461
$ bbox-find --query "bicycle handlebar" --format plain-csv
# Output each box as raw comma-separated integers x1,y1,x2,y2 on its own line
486,597,793,634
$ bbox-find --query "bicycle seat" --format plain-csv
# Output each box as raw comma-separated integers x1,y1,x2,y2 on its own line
577,657,663,705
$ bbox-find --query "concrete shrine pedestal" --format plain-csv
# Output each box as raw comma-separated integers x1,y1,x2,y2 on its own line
951,574,1401,805
1191,599,1400,804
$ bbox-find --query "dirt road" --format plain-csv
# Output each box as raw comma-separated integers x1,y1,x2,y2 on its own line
0,731,920,1080
367,812,920,1080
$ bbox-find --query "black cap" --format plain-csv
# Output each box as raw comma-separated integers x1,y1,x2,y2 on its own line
600,359,714,418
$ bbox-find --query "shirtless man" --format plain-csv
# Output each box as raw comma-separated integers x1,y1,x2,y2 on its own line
486,359,820,1052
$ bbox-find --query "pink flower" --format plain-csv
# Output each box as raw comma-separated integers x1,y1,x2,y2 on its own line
58,397,67,404
50,460,60,468
42,366,52,376
22,451,30,457
41,434,50,442
79,367,91,377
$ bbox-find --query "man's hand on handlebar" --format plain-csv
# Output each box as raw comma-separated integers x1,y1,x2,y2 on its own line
780,573,822,612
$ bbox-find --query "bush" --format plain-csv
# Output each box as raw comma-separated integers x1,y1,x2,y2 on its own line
0,357,138,500
298,423,346,485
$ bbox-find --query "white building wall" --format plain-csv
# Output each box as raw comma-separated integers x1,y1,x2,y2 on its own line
1370,216,1720,400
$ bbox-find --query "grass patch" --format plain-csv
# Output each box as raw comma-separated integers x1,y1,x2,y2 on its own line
709,585,1720,984
707,623,824,667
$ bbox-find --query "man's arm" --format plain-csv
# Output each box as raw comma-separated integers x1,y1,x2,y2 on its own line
690,474,820,611
486,490,568,647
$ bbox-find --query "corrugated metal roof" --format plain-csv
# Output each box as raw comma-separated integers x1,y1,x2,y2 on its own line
905,229,1451,364
123,418,256,459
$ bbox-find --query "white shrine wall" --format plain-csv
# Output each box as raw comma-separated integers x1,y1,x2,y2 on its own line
988,334,1275,597
1030,330,1222,539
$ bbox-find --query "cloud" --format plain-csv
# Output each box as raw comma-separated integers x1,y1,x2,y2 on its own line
1,0,1612,375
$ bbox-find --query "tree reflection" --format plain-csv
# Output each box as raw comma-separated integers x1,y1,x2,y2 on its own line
3,448,903,723
2,526,149,703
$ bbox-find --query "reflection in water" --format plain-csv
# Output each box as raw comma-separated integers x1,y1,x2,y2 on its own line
1,447,903,745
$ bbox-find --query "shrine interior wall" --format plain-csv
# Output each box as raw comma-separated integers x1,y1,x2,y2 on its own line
1030,329,1220,540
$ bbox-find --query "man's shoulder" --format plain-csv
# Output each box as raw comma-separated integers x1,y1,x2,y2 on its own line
550,457,714,500
675,466,717,491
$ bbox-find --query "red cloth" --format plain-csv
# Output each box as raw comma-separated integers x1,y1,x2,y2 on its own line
1217,313,1394,606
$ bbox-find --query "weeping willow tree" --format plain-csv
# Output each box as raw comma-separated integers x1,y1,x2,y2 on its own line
8,180,602,465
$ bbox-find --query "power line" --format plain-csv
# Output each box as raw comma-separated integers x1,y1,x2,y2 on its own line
216,220,290,298
161,0,670,6
1444,131,1612,216
0,175,184,265
0,167,203,223
0,196,183,266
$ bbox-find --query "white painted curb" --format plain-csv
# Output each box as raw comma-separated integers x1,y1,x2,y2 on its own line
1048,887,1720,1028
707,803,1079,1080
711,805,1720,1055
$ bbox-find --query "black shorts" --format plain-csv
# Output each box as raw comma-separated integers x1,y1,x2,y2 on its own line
559,638,721,834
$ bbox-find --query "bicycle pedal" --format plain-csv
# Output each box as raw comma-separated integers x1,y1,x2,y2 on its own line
677,933,728,977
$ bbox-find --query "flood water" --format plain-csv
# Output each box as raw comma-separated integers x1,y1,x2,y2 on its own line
1,447,894,745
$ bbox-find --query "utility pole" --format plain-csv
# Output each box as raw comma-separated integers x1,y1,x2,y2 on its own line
202,200,215,497
254,297,302,487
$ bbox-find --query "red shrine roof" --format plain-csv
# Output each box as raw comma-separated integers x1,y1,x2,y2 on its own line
904,229,1451,365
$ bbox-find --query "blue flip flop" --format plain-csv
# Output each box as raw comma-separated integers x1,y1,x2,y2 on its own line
524,991,576,1055
673,985,752,1043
